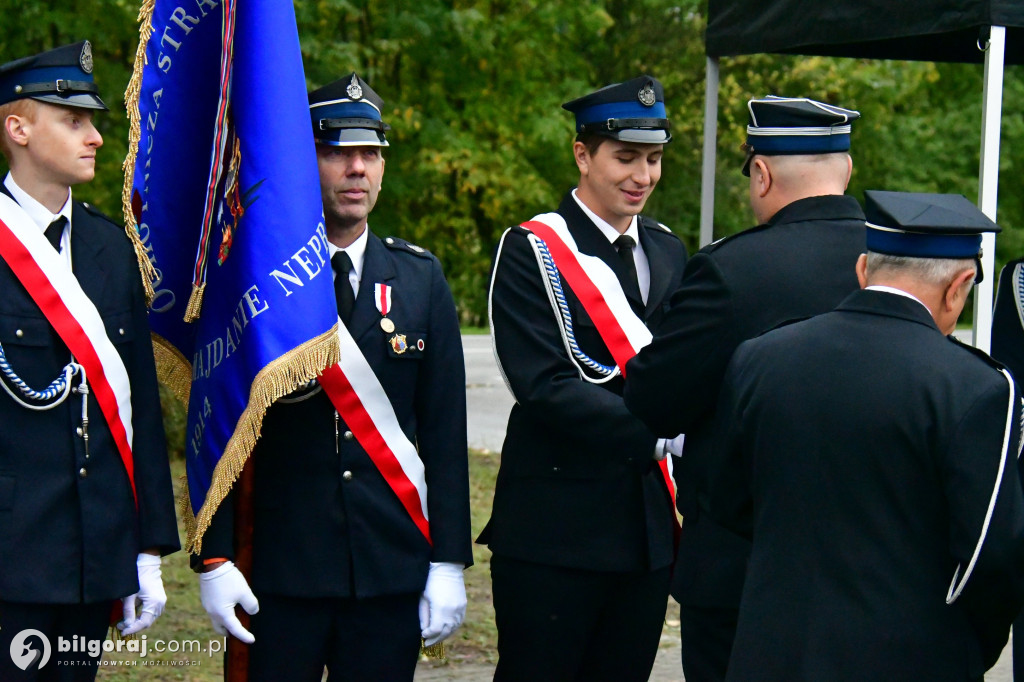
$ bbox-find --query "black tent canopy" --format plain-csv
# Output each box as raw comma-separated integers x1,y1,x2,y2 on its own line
699,0,1024,349
706,0,1024,63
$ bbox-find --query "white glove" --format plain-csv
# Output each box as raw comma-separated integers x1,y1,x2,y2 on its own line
655,434,686,461
419,562,466,646
199,561,260,644
119,553,166,635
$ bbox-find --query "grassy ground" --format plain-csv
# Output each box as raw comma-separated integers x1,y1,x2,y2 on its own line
96,451,502,680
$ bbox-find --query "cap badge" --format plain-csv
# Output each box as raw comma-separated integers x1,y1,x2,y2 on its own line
80,41,94,74
638,83,656,107
346,74,363,100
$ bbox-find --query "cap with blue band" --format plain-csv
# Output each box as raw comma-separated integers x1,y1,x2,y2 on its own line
308,73,390,148
562,75,671,145
742,96,858,175
0,41,107,111
864,190,1001,283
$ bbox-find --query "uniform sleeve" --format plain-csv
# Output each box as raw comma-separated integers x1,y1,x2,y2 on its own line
489,228,656,461
192,489,236,568
127,263,180,556
706,342,754,538
414,257,473,566
943,371,1024,668
624,251,739,437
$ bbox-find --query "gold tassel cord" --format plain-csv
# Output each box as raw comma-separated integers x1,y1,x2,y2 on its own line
151,333,193,408
121,0,158,304
183,282,206,323
185,324,341,554
421,640,446,660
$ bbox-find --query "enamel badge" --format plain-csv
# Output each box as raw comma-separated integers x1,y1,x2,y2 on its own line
390,334,408,354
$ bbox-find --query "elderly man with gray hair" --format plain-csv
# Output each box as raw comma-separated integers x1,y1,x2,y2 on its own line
707,190,1024,681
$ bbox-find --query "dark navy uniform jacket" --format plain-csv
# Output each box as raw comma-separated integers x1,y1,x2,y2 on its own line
709,290,1024,681
477,192,687,572
201,231,472,598
624,194,865,606
0,196,179,604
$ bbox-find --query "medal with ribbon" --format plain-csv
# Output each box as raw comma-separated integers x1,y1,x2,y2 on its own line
375,283,395,333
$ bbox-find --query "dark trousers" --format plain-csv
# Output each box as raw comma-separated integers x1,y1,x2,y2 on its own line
246,592,421,682
491,554,670,682
0,600,112,682
678,603,736,682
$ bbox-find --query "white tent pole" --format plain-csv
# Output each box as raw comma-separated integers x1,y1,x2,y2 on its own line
700,57,720,247
973,25,1005,352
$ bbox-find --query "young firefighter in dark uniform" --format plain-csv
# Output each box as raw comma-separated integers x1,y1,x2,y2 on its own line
195,73,473,681
479,75,688,682
0,42,179,680
623,96,866,681
708,191,1024,681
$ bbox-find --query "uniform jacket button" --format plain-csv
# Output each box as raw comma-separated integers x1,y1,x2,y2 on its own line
344,430,354,441
15,329,23,338
342,470,353,482
79,468,88,478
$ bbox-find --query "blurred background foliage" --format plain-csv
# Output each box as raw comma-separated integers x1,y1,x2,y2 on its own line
1,0,1022,327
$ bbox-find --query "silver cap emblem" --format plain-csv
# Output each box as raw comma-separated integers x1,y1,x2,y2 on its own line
638,84,656,107
346,74,363,100
80,41,94,74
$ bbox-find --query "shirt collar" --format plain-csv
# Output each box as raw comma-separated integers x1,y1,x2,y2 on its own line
865,285,929,312
328,225,370,279
4,172,73,232
571,188,640,246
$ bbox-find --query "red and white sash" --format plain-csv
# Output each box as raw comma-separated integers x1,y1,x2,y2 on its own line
0,194,136,502
521,213,678,507
318,320,431,544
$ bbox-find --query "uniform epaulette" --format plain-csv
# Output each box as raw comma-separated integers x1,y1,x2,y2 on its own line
757,314,811,338
383,236,433,259
704,222,772,253
80,201,119,227
639,215,675,236
948,335,1010,372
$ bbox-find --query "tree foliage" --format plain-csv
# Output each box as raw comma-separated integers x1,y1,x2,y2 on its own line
2,0,1023,324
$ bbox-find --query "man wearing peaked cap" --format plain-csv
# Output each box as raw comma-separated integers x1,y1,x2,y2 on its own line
0,42,179,680
623,95,865,682
194,71,471,681
479,75,687,681
705,190,1024,680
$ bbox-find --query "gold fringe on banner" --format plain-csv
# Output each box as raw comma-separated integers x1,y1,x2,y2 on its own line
121,0,158,304
185,324,341,554
152,333,193,408
183,282,206,323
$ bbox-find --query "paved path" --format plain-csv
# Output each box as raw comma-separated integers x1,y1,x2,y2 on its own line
451,333,1014,680
463,334,513,454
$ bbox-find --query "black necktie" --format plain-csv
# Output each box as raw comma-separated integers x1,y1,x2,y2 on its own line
332,251,355,323
614,234,640,296
45,216,67,252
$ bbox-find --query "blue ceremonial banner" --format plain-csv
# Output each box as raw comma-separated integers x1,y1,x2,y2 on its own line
124,0,339,551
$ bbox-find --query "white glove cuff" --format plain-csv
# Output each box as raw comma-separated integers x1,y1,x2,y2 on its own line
428,562,465,579
137,553,161,568
200,560,236,581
